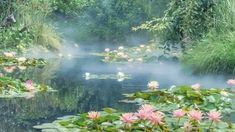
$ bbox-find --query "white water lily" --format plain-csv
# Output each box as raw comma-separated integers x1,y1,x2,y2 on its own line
105,48,110,52
117,72,125,82
85,72,90,77
140,45,145,48
17,57,27,62
146,49,151,52
85,72,90,80
117,52,125,57
18,66,27,70
3,52,15,57
118,46,124,50
117,72,125,78
137,58,143,62
147,81,159,90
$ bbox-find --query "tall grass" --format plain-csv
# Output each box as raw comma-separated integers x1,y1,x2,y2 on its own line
182,0,235,74
182,31,235,74
0,0,61,51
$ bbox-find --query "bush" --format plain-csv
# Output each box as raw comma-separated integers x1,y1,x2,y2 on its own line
0,0,61,52
182,31,235,74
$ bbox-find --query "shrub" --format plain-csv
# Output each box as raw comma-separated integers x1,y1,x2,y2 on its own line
182,31,235,74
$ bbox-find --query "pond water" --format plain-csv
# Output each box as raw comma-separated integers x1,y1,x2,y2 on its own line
0,45,230,132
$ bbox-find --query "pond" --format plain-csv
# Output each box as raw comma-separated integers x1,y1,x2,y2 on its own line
0,45,230,132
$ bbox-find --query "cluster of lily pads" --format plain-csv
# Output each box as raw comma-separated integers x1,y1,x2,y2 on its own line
0,52,46,73
99,44,162,63
83,72,131,82
0,52,54,98
34,80,235,131
0,76,55,98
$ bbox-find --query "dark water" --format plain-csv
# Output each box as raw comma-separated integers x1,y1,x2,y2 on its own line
0,47,231,131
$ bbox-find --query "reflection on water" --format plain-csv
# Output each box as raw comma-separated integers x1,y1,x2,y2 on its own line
0,53,230,131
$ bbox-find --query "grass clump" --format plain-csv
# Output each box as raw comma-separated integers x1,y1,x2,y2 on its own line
182,32,235,74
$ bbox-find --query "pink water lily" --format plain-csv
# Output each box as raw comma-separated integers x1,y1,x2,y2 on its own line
148,112,164,125
137,104,155,120
120,113,137,124
4,66,16,73
88,111,100,120
25,80,35,91
191,83,200,90
188,110,203,121
208,110,221,122
227,79,235,86
173,109,185,118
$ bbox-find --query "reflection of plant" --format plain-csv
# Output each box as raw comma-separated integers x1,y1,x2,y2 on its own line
0,76,54,98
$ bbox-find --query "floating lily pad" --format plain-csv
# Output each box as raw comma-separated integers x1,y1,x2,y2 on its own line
0,76,56,98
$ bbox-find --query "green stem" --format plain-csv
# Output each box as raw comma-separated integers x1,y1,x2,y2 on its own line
177,118,181,128
208,121,214,131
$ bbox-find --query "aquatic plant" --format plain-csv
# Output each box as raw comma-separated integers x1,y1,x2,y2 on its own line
83,72,131,82
0,76,55,98
34,105,235,131
34,80,235,131
97,44,170,64
123,85,235,113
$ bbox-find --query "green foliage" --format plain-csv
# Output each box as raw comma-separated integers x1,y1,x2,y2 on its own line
135,0,235,44
182,31,235,74
51,0,95,16
124,86,235,113
0,76,55,98
56,0,168,43
0,0,61,51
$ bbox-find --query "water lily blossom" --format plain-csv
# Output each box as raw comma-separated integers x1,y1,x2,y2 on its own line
191,83,200,90
173,109,185,118
137,58,143,62
188,110,203,121
117,72,125,78
88,111,100,120
4,66,16,73
137,104,155,120
208,110,221,122
120,113,137,124
140,45,145,48
227,79,235,86
18,66,27,70
25,80,35,91
105,48,110,52
183,122,193,132
147,81,159,90
17,57,27,62
3,52,16,57
148,112,164,125
118,46,124,50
